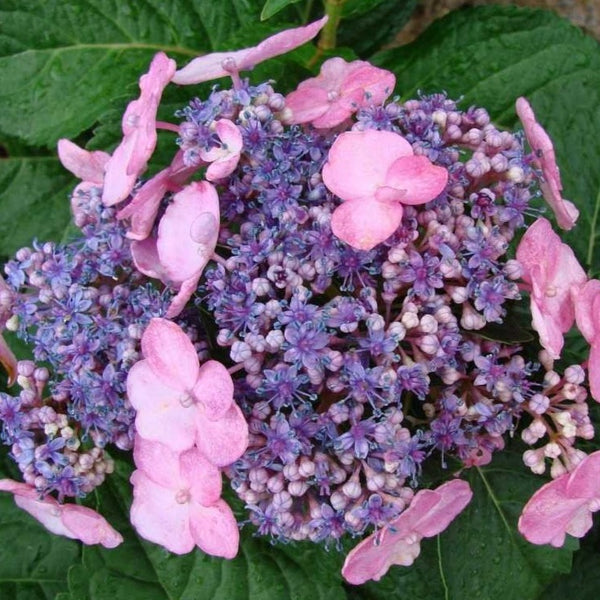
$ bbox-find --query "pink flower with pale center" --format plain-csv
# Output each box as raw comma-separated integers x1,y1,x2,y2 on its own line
130,436,239,557
173,16,328,85
130,180,220,317
519,450,600,547
127,318,248,466
322,130,448,250
200,119,243,181
57,139,111,227
516,217,587,359
342,479,472,585
516,97,579,230
102,52,176,206
574,279,600,401
0,479,122,548
285,57,395,129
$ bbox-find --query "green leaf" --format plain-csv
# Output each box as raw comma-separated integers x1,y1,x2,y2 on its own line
0,450,80,600
261,0,302,21
337,0,417,58
0,0,262,148
372,5,600,272
65,459,348,600
356,449,574,600
0,154,72,257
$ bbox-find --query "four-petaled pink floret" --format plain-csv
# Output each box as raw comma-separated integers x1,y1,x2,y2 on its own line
322,129,448,251
341,479,473,585
127,318,248,466
130,436,239,556
0,479,123,548
285,57,396,129
516,217,587,359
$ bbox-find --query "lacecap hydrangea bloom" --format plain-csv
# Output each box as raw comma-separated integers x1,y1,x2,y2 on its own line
1,16,599,583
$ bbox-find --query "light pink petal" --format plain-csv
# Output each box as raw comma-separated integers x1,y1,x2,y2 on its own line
140,318,199,390
574,279,600,344
180,448,222,507
57,139,109,183
130,237,166,281
323,130,413,201
200,120,243,180
516,218,560,280
157,181,220,283
193,360,234,420
117,167,171,241
516,97,578,230
342,531,421,585
189,499,240,558
384,155,448,205
173,17,327,85
339,62,395,107
195,403,249,467
60,504,123,548
0,333,17,385
518,473,591,547
587,343,600,403
133,435,183,489
331,198,404,251
127,360,197,452
311,95,361,129
130,470,195,554
285,85,330,125
0,480,75,539
206,154,241,181
102,52,176,206
165,275,200,318
566,450,600,498
529,291,565,360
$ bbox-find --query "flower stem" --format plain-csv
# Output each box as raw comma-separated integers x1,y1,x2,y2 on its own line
319,0,347,51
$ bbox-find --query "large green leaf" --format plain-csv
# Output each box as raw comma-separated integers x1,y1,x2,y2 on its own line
354,449,574,600
0,450,80,600
63,459,348,600
373,5,600,273
0,0,262,148
0,153,72,257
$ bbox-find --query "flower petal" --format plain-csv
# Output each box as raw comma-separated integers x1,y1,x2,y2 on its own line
189,498,240,558
60,504,123,548
195,403,249,467
57,139,109,183
193,360,234,420
180,447,222,506
385,155,448,205
331,198,404,251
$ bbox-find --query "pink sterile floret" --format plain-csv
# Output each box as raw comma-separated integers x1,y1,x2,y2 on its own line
130,436,239,557
57,139,111,227
519,450,600,547
322,130,448,251
516,97,579,230
342,479,473,585
172,16,328,85
200,119,243,181
103,52,177,207
0,479,123,548
516,217,587,359
130,180,220,317
127,318,248,466
574,279,600,401
0,275,17,385
285,57,396,129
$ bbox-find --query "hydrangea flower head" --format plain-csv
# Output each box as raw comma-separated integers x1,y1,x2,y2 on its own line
127,318,248,465
172,16,328,85
519,450,600,547
322,130,448,250
516,217,586,358
285,57,396,128
103,52,176,206
516,97,579,230
0,479,122,548
130,437,239,557
342,479,473,584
